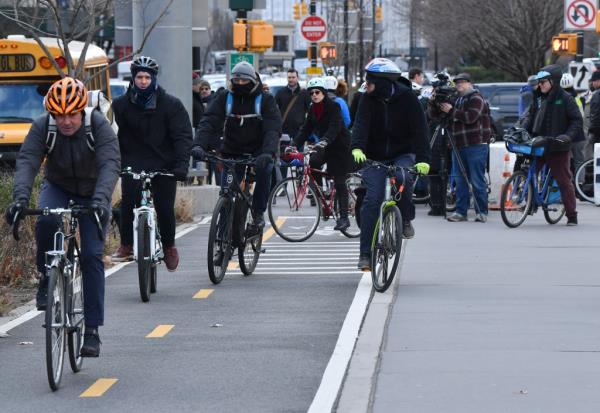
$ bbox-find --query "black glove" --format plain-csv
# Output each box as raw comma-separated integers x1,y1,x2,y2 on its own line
172,166,188,182
314,139,329,153
191,146,206,160
531,136,548,148
90,201,109,225
255,153,274,169
5,199,26,226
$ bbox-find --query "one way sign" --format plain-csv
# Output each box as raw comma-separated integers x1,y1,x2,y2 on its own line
569,61,595,91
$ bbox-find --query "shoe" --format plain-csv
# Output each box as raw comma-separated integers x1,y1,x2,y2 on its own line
357,253,371,271
402,221,415,239
80,328,101,358
111,245,133,262
567,215,578,226
35,276,48,311
447,213,467,222
164,246,179,272
252,211,265,229
334,216,350,231
427,207,444,216
475,213,488,223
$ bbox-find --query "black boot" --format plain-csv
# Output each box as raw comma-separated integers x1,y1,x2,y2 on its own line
36,275,48,311
427,206,444,216
334,181,350,231
81,327,101,358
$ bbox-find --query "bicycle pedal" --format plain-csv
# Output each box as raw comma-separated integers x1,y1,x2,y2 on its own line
260,248,266,253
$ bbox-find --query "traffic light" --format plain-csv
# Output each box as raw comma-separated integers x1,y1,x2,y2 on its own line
248,21,273,50
293,2,301,20
551,33,577,55
375,5,382,23
319,43,337,61
301,2,308,16
233,22,247,49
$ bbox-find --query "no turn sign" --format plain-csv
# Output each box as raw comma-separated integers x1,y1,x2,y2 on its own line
565,0,598,30
300,16,327,43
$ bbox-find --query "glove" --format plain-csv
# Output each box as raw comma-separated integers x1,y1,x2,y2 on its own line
531,136,548,148
352,148,366,164
90,201,109,225
255,153,274,169
191,146,206,160
414,162,430,175
314,140,329,153
284,146,297,155
172,166,188,182
5,199,26,226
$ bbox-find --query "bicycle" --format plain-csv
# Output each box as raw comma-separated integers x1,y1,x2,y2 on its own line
12,202,103,391
121,168,173,302
574,158,595,203
204,153,264,284
500,141,565,228
267,147,362,242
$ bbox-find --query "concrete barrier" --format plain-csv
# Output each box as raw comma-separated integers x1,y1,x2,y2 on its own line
488,142,516,204
178,184,220,216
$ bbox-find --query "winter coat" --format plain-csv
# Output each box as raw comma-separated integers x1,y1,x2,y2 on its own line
192,92,203,128
113,85,193,173
588,89,600,137
275,85,311,137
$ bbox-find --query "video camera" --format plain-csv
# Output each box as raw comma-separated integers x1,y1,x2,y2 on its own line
431,73,458,105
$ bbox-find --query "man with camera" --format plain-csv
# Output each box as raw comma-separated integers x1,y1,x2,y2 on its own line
429,73,491,222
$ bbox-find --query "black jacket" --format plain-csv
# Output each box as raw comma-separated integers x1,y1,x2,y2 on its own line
294,97,351,176
349,91,363,129
14,110,120,207
113,86,193,173
275,85,311,137
588,89,600,137
192,92,203,129
351,81,430,163
195,83,282,157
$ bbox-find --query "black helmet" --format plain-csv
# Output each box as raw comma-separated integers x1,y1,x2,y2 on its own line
231,61,257,85
131,56,159,76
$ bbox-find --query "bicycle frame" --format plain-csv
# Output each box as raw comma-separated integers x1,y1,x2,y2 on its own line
132,176,161,263
517,158,554,207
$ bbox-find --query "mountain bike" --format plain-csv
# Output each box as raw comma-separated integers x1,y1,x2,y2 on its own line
574,158,595,203
12,202,103,391
204,153,264,284
500,142,565,228
121,168,173,302
267,147,362,242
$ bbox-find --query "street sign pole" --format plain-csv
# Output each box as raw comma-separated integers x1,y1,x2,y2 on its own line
310,0,317,71
576,31,584,61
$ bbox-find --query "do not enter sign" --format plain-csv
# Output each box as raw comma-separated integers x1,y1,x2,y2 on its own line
301,16,327,42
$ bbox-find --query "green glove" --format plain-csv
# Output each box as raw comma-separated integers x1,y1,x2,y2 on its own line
414,162,430,175
352,148,366,164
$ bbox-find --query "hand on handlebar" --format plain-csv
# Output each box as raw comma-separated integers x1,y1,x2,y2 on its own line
414,162,430,175
5,199,26,226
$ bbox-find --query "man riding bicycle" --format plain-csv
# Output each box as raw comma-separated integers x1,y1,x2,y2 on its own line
351,58,430,270
5,77,120,357
191,61,282,229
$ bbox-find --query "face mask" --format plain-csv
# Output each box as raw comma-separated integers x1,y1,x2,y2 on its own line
232,82,255,95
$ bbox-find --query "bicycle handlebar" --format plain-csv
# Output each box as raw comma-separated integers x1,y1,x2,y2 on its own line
364,160,419,176
12,206,103,242
120,168,174,180
203,152,256,166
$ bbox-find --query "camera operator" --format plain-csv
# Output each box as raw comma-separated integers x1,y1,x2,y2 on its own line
429,73,491,222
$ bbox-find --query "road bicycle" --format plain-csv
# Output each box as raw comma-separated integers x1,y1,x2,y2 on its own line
121,168,173,303
574,158,596,203
267,147,362,242
500,142,565,228
12,202,103,391
204,153,264,284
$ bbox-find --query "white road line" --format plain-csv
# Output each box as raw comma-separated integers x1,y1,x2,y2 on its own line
259,258,356,262
253,270,364,275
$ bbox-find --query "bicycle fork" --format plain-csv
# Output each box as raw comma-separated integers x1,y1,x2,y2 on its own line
133,207,160,262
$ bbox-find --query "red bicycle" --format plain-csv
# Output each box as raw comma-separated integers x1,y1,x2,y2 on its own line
267,147,362,242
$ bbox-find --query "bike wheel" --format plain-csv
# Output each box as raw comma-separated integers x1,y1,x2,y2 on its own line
150,264,158,293
371,205,403,293
575,158,594,203
238,204,263,275
500,171,532,228
46,267,66,391
341,174,362,238
267,176,321,242
67,253,84,373
412,175,430,204
137,213,151,302
208,197,233,284
543,179,566,224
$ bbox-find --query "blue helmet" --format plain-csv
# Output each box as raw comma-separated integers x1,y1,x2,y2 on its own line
364,58,402,79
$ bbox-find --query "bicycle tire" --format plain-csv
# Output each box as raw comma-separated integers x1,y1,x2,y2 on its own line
267,176,321,242
238,203,263,275
137,213,151,302
543,178,566,225
207,196,232,284
46,267,66,391
500,171,532,228
575,158,594,203
341,174,362,238
150,264,158,293
67,252,84,373
412,175,430,204
371,205,403,293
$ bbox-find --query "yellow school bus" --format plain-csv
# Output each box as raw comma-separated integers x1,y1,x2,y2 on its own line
0,35,111,162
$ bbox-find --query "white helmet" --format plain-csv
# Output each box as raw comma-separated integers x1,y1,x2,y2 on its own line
560,72,574,89
306,77,327,90
324,76,338,91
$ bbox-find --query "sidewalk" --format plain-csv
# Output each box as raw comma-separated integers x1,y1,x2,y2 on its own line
341,203,600,412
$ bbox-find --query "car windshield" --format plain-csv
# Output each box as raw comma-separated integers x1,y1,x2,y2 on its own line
110,84,128,99
0,83,50,122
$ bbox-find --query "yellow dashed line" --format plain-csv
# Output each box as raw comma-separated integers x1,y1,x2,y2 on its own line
193,289,214,299
80,378,118,398
263,217,286,242
145,324,174,338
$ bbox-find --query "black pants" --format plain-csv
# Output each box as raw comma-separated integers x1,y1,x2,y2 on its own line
310,152,349,217
120,175,177,248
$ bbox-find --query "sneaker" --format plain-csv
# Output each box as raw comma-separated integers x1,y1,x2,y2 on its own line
567,215,578,226
427,207,444,216
35,276,48,311
80,328,101,358
402,221,415,239
475,213,488,223
252,211,265,229
164,246,179,272
334,216,350,231
357,253,371,271
111,245,133,262
447,213,467,222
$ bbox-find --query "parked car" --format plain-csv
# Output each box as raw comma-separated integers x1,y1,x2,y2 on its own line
475,82,525,141
110,79,129,99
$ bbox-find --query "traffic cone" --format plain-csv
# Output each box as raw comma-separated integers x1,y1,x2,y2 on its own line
489,153,512,211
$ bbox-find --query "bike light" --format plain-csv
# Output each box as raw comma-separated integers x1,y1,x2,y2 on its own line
55,56,67,68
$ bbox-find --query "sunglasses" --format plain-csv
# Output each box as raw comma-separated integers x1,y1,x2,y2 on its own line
310,90,322,96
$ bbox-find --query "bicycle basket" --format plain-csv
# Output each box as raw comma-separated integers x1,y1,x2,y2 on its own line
506,141,545,157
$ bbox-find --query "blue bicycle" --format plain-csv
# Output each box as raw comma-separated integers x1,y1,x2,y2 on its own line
500,141,565,228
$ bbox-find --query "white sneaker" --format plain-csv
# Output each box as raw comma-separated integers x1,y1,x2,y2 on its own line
475,213,488,223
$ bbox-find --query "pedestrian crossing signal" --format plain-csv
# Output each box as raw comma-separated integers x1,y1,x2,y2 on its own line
293,3,301,20
551,34,577,55
375,5,382,23
319,43,337,61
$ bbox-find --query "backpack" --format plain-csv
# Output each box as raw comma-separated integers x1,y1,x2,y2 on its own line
225,91,262,125
45,106,96,155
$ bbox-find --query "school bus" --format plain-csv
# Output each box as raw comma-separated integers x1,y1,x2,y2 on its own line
0,35,111,162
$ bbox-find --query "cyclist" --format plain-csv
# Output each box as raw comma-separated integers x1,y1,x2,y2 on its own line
111,56,193,270
351,58,430,270
5,77,120,357
520,65,584,226
287,77,353,231
192,61,282,229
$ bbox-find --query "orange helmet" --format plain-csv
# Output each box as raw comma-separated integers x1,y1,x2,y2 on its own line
44,77,89,115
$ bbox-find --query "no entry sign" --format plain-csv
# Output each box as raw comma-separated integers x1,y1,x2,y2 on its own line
301,16,327,42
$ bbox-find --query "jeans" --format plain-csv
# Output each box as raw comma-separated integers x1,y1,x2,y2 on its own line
359,154,415,255
36,181,108,327
221,158,273,215
451,144,488,216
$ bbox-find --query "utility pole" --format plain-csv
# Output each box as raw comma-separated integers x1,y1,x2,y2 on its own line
358,0,364,82
344,0,349,85
310,0,317,70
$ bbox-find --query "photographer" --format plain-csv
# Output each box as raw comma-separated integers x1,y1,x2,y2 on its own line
429,73,491,222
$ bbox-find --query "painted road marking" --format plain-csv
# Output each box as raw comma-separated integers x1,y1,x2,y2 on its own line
146,324,174,338
263,217,285,241
80,378,118,398
193,289,214,299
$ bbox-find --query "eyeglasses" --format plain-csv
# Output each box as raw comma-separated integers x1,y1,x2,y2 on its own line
309,90,322,96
